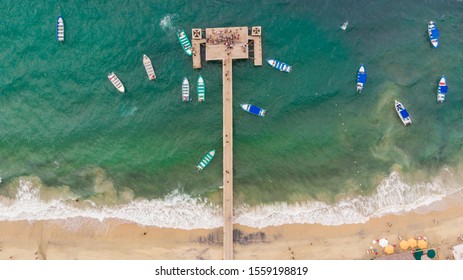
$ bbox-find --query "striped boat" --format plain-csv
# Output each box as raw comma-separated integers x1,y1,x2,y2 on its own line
197,150,216,171
240,104,266,117
197,75,205,102
57,16,64,43
107,72,125,93
182,77,190,102
143,54,156,80
176,29,193,56
267,59,292,73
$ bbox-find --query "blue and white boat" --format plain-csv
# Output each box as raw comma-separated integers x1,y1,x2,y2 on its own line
357,64,367,92
428,21,439,48
395,100,412,126
240,104,266,117
267,59,292,73
56,16,64,43
437,76,448,103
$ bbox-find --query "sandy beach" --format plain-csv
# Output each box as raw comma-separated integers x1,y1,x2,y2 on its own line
1,199,463,260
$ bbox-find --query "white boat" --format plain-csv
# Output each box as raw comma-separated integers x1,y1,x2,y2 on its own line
340,21,348,31
395,100,411,126
107,72,125,93
182,77,190,102
428,21,439,48
57,16,64,42
267,59,292,73
143,54,156,80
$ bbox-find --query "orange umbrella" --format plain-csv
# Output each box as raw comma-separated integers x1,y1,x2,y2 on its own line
400,240,410,250
385,244,394,255
408,238,417,248
418,239,427,249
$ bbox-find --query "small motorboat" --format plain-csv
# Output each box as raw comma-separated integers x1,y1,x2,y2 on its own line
182,77,190,102
107,72,125,93
197,75,205,102
437,75,448,103
240,104,266,117
428,21,439,48
357,64,367,92
143,54,156,80
56,16,64,42
197,150,216,171
340,21,348,31
395,100,412,126
267,59,292,73
177,29,193,56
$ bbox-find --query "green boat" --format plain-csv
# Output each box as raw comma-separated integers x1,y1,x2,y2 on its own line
197,150,215,171
176,29,192,56
197,75,205,102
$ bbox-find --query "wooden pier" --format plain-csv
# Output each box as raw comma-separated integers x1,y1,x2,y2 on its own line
191,26,262,260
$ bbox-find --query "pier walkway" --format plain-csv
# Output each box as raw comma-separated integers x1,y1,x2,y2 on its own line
191,26,262,260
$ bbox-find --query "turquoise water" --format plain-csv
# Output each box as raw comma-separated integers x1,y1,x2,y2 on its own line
1,0,463,228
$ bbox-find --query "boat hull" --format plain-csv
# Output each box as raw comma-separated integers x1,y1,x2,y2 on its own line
267,59,292,73
395,100,412,126
357,64,367,92
108,72,125,93
240,104,266,116
143,55,156,80
437,76,448,103
177,30,193,56
197,75,205,102
182,77,190,102
428,21,439,48
57,16,64,42
197,150,216,171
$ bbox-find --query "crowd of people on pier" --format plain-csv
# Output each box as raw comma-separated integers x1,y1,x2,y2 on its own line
206,29,242,51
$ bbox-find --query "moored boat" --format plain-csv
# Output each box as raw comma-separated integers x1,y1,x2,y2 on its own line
240,104,266,117
197,75,205,102
428,21,439,48
57,16,64,42
176,29,193,56
357,64,367,92
143,54,156,80
267,59,292,73
182,77,190,102
340,21,348,31
197,150,216,171
437,75,448,103
107,72,125,93
395,100,412,126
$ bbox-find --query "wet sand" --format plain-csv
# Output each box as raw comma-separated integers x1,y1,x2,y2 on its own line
1,201,463,260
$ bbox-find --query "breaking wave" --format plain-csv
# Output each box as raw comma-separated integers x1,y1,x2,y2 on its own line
159,14,178,31
0,168,462,229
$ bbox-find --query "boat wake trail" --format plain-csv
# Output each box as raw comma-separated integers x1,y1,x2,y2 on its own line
159,14,178,31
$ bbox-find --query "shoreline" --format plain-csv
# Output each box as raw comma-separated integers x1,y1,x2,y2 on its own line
1,201,462,260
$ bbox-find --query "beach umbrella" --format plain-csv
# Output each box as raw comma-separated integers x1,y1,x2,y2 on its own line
427,249,436,259
413,249,424,260
400,240,410,250
408,238,417,248
418,239,427,249
385,244,394,255
378,238,389,248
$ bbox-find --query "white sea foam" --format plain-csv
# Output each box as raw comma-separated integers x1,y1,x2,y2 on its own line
0,171,462,229
159,14,177,31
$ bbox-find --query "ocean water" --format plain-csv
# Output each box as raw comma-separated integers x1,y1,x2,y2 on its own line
1,0,463,229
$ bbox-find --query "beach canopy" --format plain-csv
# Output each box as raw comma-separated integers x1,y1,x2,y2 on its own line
408,238,417,248
385,244,394,255
427,249,436,259
418,239,428,249
400,240,410,250
379,238,389,248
